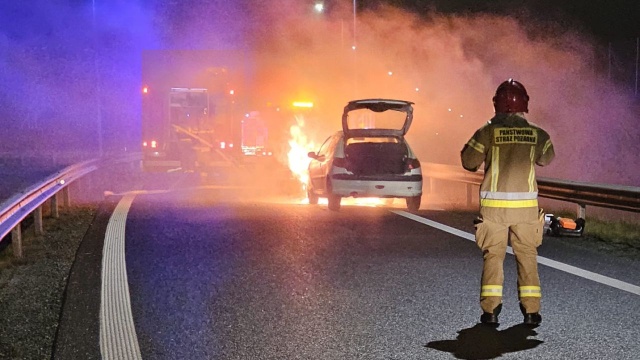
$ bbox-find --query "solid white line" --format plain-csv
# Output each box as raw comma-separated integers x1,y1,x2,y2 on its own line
103,185,251,197
392,210,640,297
100,193,142,360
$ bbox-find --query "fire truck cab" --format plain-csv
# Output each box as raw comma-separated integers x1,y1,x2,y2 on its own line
142,87,220,171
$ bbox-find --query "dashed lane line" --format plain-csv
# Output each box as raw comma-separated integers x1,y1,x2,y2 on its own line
100,193,142,360
393,210,640,297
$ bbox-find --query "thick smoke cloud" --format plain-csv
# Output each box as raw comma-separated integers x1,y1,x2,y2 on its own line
248,2,639,186
0,0,637,187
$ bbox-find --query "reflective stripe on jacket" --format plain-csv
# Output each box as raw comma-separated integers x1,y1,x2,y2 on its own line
461,113,555,212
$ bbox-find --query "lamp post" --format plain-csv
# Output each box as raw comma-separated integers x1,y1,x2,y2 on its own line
352,0,358,97
92,0,103,156
352,0,356,49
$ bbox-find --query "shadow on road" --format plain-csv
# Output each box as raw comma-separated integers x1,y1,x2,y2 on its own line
425,323,543,359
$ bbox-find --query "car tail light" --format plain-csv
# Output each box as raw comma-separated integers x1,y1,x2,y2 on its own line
333,157,347,168
405,158,421,171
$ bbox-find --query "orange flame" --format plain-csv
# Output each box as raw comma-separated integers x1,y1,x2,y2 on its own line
286,114,394,208
287,115,315,194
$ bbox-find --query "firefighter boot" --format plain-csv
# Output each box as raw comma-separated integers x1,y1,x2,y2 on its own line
480,303,502,326
520,303,542,326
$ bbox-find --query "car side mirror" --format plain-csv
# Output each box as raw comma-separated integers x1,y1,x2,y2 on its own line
307,151,317,159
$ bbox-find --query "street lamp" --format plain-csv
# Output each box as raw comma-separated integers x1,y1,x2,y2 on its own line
314,1,324,13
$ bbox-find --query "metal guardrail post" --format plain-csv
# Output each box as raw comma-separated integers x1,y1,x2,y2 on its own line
62,186,70,207
577,203,586,219
51,193,59,219
34,206,43,235
11,225,22,258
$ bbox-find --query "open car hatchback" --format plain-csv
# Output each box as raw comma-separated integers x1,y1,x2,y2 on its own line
307,99,423,211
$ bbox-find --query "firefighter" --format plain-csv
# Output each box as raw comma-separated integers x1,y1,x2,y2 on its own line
460,79,555,326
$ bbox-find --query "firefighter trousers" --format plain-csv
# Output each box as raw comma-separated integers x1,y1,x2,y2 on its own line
475,217,543,314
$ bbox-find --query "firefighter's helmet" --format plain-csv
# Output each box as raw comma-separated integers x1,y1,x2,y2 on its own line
493,79,529,113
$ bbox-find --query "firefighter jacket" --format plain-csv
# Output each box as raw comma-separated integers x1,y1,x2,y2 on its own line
461,113,555,223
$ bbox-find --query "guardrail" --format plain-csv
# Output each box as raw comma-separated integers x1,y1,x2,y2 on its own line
422,163,640,217
0,153,141,258
1,158,637,258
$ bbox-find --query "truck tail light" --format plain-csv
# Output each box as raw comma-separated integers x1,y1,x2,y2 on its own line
143,140,158,148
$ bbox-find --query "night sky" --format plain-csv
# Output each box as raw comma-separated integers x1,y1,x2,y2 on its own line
1,1,638,42
365,0,640,41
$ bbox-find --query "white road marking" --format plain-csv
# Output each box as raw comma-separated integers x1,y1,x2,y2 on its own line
103,185,252,197
393,210,640,297
100,193,142,360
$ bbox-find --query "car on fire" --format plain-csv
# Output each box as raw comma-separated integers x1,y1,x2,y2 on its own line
306,99,423,211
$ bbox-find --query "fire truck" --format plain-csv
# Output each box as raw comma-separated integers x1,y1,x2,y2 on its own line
140,49,249,172
240,111,271,157
142,87,212,170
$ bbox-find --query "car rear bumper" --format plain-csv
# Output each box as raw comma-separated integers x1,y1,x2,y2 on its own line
330,177,422,198
332,173,423,182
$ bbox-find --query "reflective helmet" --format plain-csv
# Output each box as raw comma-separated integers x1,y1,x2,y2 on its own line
493,79,529,113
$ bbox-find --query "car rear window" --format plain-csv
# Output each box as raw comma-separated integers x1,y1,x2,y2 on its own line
346,137,399,145
346,108,407,131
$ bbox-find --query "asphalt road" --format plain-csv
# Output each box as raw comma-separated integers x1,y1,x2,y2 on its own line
52,171,640,360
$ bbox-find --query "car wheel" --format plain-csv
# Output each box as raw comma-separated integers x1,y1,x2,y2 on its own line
307,186,319,205
406,196,421,211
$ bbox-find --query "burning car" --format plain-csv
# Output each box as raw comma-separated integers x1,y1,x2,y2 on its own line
306,99,423,211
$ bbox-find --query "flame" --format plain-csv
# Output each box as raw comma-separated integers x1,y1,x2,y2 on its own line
286,114,393,208
287,115,315,193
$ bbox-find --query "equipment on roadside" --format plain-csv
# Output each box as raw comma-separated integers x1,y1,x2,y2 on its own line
544,214,585,237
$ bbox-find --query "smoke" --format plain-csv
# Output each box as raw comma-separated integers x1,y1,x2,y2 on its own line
0,0,161,156
247,2,639,186
0,1,637,186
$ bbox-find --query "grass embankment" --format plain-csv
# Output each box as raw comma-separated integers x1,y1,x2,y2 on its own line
582,217,640,249
551,209,640,250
